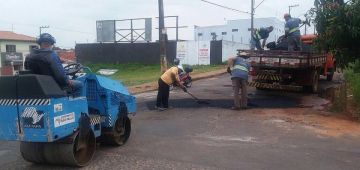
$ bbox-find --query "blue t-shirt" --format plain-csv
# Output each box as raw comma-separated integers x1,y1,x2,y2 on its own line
257,28,270,40
231,57,249,80
285,18,301,36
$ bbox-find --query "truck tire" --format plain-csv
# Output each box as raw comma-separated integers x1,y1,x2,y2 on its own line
303,70,319,93
311,70,319,93
326,68,334,81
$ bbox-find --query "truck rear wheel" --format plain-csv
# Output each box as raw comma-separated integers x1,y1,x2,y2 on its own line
303,70,319,93
311,70,320,93
326,68,334,81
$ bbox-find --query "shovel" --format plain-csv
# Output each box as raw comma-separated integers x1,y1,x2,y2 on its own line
184,91,210,104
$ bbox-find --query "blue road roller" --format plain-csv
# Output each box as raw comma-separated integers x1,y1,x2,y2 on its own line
0,63,136,166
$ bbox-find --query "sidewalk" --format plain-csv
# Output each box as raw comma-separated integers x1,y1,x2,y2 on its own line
128,68,227,94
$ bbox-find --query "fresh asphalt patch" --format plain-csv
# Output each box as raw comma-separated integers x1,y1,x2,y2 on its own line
145,95,299,110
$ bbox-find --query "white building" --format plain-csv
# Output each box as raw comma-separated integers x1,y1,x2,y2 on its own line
194,17,285,49
0,31,37,75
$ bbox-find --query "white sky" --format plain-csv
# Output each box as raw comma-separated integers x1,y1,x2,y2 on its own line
0,0,315,49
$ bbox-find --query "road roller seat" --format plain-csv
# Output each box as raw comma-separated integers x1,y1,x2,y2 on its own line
0,75,66,99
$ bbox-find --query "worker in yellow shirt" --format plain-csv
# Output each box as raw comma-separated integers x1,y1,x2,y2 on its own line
156,66,187,111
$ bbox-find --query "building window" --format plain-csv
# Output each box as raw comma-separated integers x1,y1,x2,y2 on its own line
210,32,216,36
197,33,203,36
232,29,238,32
6,45,16,53
222,32,227,35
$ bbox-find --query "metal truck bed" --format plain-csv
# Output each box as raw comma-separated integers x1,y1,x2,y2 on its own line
239,50,327,68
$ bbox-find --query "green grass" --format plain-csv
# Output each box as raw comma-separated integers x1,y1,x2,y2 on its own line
343,61,360,119
191,64,225,74
85,63,225,86
344,61,360,104
344,72,360,103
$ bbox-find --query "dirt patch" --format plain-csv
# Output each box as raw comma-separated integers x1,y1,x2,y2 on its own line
254,108,360,138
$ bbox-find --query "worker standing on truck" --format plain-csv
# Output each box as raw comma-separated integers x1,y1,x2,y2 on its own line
25,33,82,92
156,66,187,111
227,52,250,110
250,26,274,51
284,13,302,51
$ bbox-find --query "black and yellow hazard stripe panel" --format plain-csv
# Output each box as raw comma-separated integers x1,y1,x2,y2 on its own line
255,73,281,81
249,82,302,91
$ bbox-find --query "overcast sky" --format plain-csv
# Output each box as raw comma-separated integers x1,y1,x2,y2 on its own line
0,0,315,48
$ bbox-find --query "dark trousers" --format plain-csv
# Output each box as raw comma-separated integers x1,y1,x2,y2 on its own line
156,78,170,108
250,37,262,50
287,35,301,51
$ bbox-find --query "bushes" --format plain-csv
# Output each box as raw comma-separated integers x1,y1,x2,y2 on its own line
344,60,360,104
311,0,360,67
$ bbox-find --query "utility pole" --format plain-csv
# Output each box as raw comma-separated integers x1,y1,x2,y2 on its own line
175,16,179,41
250,0,255,52
288,4,299,15
39,26,49,36
158,0,168,73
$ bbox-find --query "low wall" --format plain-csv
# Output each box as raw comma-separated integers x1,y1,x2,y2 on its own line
75,40,248,65
75,42,177,64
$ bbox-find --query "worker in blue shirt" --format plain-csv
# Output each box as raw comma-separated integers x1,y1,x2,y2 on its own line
250,26,274,50
284,13,302,51
227,52,250,110
25,33,82,92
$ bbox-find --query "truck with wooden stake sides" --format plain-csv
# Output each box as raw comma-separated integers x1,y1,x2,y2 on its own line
242,34,335,92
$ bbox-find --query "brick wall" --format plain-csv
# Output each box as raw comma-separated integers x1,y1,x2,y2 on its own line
0,66,13,75
56,50,76,63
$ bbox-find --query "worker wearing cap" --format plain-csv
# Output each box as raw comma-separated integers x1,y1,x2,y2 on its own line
284,13,302,51
25,33,82,92
250,26,274,50
156,66,186,111
227,52,250,110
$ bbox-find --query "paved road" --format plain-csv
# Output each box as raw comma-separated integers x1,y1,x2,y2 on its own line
1,74,360,170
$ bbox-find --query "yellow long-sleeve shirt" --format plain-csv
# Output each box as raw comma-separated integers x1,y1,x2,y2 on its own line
160,66,180,85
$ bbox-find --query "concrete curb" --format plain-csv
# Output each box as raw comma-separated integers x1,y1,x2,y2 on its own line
128,68,227,94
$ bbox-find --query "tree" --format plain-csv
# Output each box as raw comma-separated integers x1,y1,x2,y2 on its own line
310,0,360,67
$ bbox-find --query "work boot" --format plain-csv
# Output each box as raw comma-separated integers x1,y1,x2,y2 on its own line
157,107,167,111
241,106,249,110
231,106,241,110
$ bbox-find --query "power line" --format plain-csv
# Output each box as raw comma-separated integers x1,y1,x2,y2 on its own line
255,0,266,9
0,19,93,35
0,19,39,29
50,27,93,35
200,0,251,15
